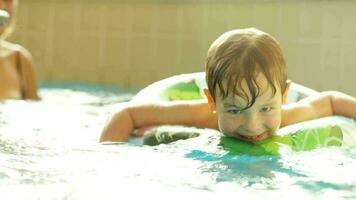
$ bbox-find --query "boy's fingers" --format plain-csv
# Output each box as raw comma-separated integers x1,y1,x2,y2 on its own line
132,126,156,137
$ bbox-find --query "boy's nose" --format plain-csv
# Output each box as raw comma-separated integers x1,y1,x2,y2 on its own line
242,113,263,134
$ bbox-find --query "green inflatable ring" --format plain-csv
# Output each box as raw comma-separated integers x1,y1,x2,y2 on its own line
134,73,356,156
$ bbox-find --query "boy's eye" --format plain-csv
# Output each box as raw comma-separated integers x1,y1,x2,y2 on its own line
260,106,272,112
227,109,243,114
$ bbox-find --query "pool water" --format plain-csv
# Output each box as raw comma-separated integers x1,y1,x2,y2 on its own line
0,83,356,199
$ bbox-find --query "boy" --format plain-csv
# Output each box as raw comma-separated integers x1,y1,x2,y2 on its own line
100,28,356,143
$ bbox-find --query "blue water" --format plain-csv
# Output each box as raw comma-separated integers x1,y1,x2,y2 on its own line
0,83,356,199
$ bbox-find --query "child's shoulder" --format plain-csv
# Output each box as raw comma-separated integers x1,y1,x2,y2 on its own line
0,41,32,59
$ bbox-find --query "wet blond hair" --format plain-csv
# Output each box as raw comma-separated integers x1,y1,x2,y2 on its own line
206,28,287,109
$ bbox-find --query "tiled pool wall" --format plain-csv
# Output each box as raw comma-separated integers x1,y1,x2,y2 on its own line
10,0,356,96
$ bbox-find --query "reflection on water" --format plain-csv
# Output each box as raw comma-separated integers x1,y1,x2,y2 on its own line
0,84,356,199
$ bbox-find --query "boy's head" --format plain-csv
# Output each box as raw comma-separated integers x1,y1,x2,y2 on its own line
203,28,291,142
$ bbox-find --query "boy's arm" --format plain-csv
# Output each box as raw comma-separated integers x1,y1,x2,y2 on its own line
281,91,356,127
100,100,218,142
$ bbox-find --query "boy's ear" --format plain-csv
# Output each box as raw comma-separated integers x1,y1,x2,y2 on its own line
282,80,292,104
203,88,216,113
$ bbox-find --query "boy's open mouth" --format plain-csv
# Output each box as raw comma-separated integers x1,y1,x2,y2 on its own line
236,131,271,142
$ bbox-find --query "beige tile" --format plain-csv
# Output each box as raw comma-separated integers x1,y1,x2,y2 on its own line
102,35,129,68
10,0,356,96
100,66,130,87
342,16,356,39
52,34,79,70
205,4,228,39
341,43,356,96
104,3,132,32
52,2,80,34
227,3,254,30
153,4,178,34
343,43,356,70
36,66,49,82
154,38,177,70
299,2,323,38
8,32,25,44
154,71,178,83
318,72,342,92
340,2,356,39
342,72,356,96
16,0,28,16
321,40,341,71
252,2,279,34
24,1,51,33
285,40,321,91
322,3,343,39
128,35,154,69
179,39,204,73
79,3,103,33
75,68,102,83
278,3,301,39
50,65,77,82
319,41,343,91
128,69,157,88
180,4,204,37
132,4,155,33
283,41,300,77
15,0,29,31
77,34,101,70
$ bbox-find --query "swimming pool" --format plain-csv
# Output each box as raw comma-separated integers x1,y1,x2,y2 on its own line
0,83,355,199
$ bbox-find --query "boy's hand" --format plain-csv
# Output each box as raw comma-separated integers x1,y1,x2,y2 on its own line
133,126,156,137
100,105,134,142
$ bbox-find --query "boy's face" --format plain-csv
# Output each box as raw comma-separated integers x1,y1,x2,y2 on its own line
205,73,290,142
